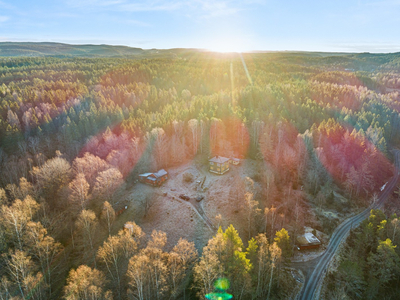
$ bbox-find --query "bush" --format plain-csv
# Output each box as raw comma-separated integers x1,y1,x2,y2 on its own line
183,172,194,183
252,171,262,182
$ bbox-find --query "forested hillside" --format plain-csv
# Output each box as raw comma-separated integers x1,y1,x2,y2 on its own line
1,48,400,299
323,209,400,299
0,42,149,57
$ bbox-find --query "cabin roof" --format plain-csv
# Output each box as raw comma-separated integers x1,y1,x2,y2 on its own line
209,156,230,163
296,232,321,246
139,169,167,179
139,173,153,177
154,169,168,178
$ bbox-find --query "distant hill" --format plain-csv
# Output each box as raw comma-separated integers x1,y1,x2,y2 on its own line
1,42,400,71
0,42,151,57
0,42,374,58
0,42,213,59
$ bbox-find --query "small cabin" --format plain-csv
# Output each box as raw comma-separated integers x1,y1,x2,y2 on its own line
209,156,230,175
296,232,321,250
139,169,168,186
230,157,240,165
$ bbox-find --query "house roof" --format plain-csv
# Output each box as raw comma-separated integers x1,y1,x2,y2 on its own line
231,157,240,161
296,232,321,246
139,173,153,177
154,169,167,178
140,169,167,179
209,156,230,163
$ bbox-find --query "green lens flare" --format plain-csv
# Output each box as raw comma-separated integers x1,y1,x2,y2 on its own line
215,278,230,290
205,292,233,300
205,278,232,299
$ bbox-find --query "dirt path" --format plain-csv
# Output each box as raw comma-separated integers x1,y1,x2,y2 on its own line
191,199,217,231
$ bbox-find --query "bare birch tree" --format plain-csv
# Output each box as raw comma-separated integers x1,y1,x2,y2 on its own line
167,239,198,298
72,153,110,187
68,173,90,210
0,196,40,250
267,242,281,300
25,221,62,297
97,222,143,299
75,209,98,265
244,192,261,240
3,250,45,300
255,233,270,298
93,168,123,204
100,201,115,236
188,119,199,155
64,265,111,300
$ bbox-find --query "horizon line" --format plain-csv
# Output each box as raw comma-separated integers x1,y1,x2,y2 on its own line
1,40,400,55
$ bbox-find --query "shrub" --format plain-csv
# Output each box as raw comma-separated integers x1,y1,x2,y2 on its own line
183,172,194,183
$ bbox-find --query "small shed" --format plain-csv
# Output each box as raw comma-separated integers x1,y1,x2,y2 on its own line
230,157,240,165
209,156,230,175
296,232,321,250
139,169,168,186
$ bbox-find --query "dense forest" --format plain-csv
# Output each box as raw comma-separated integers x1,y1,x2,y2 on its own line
324,209,400,299
1,48,400,299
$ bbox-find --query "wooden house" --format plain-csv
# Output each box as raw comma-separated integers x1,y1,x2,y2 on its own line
139,169,168,186
296,232,321,250
209,156,230,174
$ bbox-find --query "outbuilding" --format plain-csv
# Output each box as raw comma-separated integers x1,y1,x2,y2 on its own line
230,157,240,165
139,169,168,186
296,232,321,250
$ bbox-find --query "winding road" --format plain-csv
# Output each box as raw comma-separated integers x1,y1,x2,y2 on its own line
294,150,400,300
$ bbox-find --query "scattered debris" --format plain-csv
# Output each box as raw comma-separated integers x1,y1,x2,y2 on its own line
196,195,204,202
179,194,190,201
115,202,129,217
290,269,304,283
199,176,207,191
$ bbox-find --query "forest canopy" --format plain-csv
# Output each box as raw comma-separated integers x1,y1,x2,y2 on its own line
1,47,400,299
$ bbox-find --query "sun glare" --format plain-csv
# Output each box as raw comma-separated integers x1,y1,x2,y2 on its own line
206,37,249,53
207,44,246,53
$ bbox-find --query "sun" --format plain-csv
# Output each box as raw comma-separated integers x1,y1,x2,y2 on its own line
207,44,246,53
206,38,249,53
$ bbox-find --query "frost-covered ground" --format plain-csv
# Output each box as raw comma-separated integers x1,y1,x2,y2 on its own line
120,159,260,251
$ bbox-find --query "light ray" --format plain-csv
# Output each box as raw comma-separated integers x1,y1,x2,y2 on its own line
239,53,253,85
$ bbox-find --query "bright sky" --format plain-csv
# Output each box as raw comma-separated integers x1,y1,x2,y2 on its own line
1,0,400,52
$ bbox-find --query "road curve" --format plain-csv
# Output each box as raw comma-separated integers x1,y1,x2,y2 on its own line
297,150,400,300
